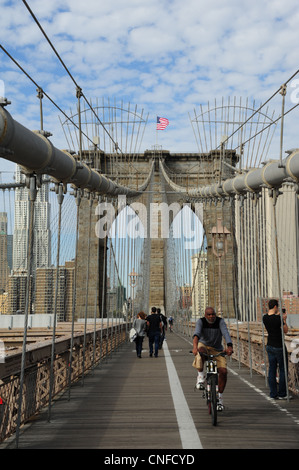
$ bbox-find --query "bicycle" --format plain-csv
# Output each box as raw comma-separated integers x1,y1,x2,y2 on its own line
197,351,226,426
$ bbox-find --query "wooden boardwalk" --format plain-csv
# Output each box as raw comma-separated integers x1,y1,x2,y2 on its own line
2,332,299,450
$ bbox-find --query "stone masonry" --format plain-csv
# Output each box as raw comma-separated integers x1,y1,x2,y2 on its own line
75,149,238,319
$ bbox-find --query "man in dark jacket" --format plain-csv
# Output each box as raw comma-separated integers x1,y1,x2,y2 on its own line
147,307,162,357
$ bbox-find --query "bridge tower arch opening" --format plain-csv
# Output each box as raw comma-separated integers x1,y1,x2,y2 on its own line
165,204,205,320
107,202,150,319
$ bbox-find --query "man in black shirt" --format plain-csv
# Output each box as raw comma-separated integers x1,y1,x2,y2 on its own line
263,298,289,399
146,307,162,357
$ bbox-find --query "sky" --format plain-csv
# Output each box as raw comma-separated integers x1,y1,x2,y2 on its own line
0,0,298,298
0,0,299,181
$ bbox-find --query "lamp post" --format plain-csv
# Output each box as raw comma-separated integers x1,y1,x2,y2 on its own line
210,218,230,316
128,268,139,320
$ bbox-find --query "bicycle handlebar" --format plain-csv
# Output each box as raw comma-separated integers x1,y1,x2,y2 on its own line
200,351,226,358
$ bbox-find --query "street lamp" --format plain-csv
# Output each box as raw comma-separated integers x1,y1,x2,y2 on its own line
128,268,139,319
210,218,230,316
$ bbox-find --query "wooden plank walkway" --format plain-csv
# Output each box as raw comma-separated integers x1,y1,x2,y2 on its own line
2,331,299,450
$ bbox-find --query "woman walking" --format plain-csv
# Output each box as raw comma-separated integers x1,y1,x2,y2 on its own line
133,311,147,358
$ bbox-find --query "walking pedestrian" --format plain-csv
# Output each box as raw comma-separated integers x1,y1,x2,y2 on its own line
263,299,290,399
146,307,162,357
157,308,167,349
133,311,147,358
168,316,173,332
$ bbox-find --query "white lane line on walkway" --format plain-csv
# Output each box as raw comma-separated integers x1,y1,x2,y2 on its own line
163,340,203,449
228,367,299,426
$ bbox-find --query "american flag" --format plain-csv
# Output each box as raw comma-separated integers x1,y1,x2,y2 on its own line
157,116,169,130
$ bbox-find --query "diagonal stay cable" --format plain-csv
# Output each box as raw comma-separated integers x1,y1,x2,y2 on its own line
0,44,95,149
0,45,154,195
22,0,123,155
233,101,299,153
216,69,299,151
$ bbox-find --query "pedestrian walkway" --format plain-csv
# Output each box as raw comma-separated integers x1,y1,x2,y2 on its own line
2,332,299,449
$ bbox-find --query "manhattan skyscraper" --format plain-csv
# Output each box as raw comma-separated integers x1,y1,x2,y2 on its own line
13,165,51,271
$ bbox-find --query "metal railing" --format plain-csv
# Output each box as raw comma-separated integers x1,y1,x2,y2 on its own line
0,323,128,444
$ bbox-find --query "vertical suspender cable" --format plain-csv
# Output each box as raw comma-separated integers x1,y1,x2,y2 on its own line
295,187,299,296
247,197,253,319
243,196,253,377
180,207,185,333
120,203,126,340
232,195,241,367
184,207,189,335
48,183,64,421
240,195,253,374
221,199,230,325
100,219,108,364
239,196,245,325
76,86,83,163
105,199,111,360
214,200,220,315
68,190,81,400
260,189,268,375
92,195,101,371
179,209,185,333
109,229,114,355
254,193,268,384
108,211,113,354
182,206,189,335
247,196,254,374
37,87,44,131
117,201,122,349
212,200,218,311
272,191,289,401
82,195,93,385
15,175,37,449
115,211,120,350
279,85,287,168
126,204,130,327
120,203,127,336
106,219,111,359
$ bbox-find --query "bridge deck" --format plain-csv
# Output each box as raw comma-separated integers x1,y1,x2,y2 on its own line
2,332,299,450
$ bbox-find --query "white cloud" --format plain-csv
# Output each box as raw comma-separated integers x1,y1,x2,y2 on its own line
0,0,298,162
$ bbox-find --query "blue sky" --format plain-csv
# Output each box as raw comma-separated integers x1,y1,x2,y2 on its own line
0,0,299,182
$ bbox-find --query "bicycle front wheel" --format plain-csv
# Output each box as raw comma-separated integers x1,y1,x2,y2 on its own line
210,375,217,426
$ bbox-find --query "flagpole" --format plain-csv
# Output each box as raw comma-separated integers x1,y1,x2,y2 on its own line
156,116,169,148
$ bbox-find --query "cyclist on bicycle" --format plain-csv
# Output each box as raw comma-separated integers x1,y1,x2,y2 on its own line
192,307,233,410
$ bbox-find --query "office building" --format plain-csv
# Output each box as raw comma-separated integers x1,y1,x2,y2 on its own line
13,165,51,271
